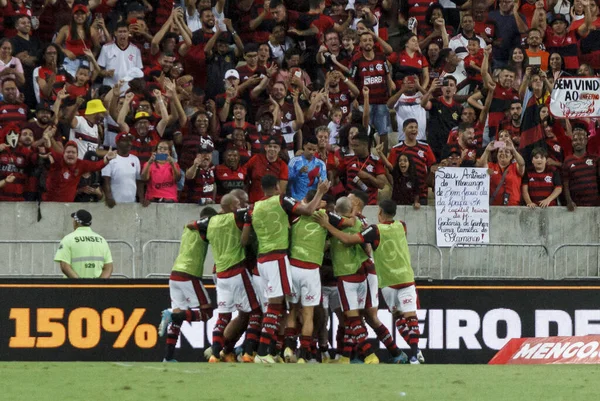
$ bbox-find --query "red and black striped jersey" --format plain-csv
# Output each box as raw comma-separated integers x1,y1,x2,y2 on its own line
130,131,161,166
544,28,580,72
545,138,564,165
179,131,215,172
183,165,216,204
215,164,247,202
499,119,522,143
448,121,485,148
350,52,390,105
328,88,352,119
562,153,600,206
389,141,436,199
0,145,35,201
488,84,519,141
0,102,28,130
404,0,437,25
338,153,386,205
523,167,561,205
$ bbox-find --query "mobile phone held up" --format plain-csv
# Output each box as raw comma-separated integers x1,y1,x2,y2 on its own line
155,153,168,161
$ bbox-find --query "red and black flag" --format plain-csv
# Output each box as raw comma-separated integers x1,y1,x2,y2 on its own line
519,95,546,166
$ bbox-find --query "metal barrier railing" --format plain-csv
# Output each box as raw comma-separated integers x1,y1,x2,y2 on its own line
142,240,182,278
552,244,600,279
449,243,550,279
408,243,443,280
0,240,135,278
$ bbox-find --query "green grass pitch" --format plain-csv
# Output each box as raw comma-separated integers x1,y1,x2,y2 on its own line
1,363,599,401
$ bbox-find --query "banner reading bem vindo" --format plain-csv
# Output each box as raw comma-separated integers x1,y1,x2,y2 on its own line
2,279,600,364
550,77,600,119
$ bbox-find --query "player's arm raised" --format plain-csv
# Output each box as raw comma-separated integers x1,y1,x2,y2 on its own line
313,212,363,245
292,179,331,216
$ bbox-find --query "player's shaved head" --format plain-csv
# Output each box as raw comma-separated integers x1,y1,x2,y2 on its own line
335,197,352,216
221,194,240,213
230,189,249,207
261,174,279,192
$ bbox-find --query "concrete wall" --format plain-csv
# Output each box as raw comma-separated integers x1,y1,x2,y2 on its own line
0,202,598,279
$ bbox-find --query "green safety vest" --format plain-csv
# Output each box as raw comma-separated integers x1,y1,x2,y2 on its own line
206,213,245,272
373,221,414,288
252,195,289,255
330,219,368,277
54,227,113,278
171,227,209,277
290,212,328,266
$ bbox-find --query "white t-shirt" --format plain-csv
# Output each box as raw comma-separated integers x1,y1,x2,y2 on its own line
70,116,100,159
101,154,141,203
449,33,486,60
97,43,143,87
187,6,224,32
393,92,427,142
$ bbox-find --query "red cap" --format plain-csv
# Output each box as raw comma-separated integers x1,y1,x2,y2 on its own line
65,140,78,152
115,132,134,143
72,4,89,14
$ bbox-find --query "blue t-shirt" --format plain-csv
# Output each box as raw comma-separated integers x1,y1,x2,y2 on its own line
287,155,327,200
488,11,527,66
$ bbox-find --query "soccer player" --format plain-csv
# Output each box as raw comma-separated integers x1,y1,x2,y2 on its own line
326,197,379,365
201,194,260,363
158,207,218,362
244,174,330,363
314,199,425,364
348,190,408,364
284,189,350,363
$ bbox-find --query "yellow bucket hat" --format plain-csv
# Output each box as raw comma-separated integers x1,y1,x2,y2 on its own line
85,99,107,115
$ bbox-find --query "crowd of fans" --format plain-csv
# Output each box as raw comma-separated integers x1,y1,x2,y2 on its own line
1,0,600,210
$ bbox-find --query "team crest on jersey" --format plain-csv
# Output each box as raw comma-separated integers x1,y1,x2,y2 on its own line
485,27,492,35
63,171,70,179
406,182,412,189
418,150,424,158
16,157,23,164
285,112,292,120
375,63,383,71
418,59,422,65
553,144,561,152
238,172,243,178
340,94,347,101
18,108,25,114
586,159,594,166
544,175,552,183
452,112,459,120
567,37,573,44
366,164,374,173
225,56,231,63
2,110,6,114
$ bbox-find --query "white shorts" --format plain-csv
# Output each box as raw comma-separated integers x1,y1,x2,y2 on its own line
337,277,367,312
216,269,260,313
289,264,321,307
257,255,294,299
169,278,211,310
322,285,341,312
381,285,418,314
365,273,379,309
252,274,269,313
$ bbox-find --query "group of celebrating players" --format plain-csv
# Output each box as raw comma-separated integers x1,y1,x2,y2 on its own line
157,175,423,365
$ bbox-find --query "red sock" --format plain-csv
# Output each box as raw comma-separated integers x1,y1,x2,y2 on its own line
406,315,420,354
244,310,262,355
258,303,283,356
211,313,231,356
395,318,410,343
374,323,400,357
350,317,372,357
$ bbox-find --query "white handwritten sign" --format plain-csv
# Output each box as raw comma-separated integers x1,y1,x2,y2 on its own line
435,167,490,247
550,77,600,119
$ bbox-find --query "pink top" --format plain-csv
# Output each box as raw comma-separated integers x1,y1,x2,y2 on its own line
143,161,180,201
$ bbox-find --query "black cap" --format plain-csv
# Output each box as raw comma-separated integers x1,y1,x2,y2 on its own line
263,135,284,147
550,13,568,26
71,209,92,226
443,144,461,159
127,1,145,13
36,100,54,115
198,143,214,153
244,43,259,54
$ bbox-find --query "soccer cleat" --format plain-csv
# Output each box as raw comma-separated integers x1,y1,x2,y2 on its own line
203,348,213,360
220,351,237,363
416,349,425,364
241,353,255,363
254,354,276,364
274,354,285,363
158,309,172,337
162,358,177,362
337,356,351,364
297,357,307,364
321,351,331,364
389,351,409,364
284,347,297,363
208,355,220,363
364,353,380,364
409,356,420,365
